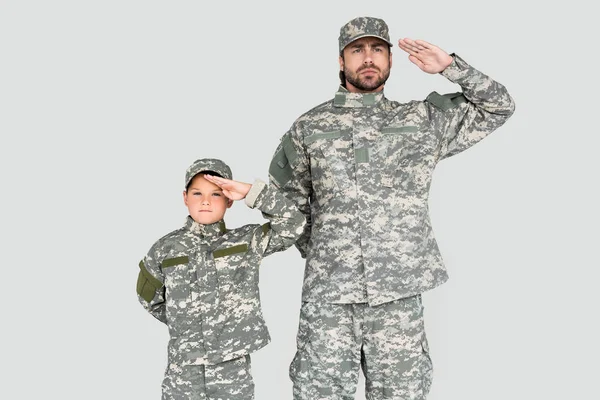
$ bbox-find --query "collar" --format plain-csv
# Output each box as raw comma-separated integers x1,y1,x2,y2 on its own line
184,216,227,237
333,85,385,108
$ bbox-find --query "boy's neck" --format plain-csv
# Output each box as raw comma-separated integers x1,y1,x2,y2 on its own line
185,217,227,236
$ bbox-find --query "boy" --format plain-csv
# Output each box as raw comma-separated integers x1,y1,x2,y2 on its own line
136,158,305,400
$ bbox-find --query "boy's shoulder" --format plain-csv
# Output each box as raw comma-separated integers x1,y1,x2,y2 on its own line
146,226,188,255
156,226,187,244
222,222,263,239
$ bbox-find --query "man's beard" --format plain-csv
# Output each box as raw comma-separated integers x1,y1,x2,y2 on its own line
344,64,390,92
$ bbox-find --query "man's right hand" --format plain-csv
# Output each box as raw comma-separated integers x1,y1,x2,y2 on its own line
397,38,454,74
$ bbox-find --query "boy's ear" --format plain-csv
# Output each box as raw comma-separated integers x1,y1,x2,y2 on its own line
183,190,188,206
226,198,233,208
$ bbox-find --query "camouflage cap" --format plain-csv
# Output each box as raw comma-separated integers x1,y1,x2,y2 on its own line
338,16,393,53
184,158,232,188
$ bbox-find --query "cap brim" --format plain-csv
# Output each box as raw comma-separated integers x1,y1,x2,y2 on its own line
185,168,231,187
342,34,393,51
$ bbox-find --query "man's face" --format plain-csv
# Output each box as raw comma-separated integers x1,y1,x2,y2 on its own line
339,37,391,93
183,174,232,225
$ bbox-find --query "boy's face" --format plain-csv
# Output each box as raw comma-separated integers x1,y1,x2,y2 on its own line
183,174,232,225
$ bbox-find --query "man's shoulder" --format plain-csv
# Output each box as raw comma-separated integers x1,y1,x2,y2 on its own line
297,98,334,120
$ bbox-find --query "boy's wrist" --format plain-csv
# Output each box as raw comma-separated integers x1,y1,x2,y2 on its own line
244,180,267,208
241,182,252,199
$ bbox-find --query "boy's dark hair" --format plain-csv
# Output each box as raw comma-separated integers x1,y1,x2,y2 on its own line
185,170,223,192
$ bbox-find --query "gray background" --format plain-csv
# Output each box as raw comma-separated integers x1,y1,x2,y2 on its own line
1,0,598,399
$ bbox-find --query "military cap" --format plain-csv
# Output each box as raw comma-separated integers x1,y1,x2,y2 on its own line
338,16,393,53
185,158,232,188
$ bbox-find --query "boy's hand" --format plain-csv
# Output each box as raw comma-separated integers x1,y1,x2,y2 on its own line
397,38,453,74
203,175,251,201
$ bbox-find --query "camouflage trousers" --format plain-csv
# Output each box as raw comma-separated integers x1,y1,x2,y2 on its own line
289,295,433,400
162,355,255,400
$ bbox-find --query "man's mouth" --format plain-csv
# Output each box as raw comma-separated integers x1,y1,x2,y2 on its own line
359,67,378,74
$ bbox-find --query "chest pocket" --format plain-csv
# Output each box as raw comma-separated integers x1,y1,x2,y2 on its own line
305,130,353,202
213,244,250,292
379,125,435,191
162,256,191,300
213,244,249,271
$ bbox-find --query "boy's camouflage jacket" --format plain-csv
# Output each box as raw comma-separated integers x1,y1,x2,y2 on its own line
137,180,305,365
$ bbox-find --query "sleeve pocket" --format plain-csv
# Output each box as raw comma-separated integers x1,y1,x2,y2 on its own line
269,133,297,187
136,260,163,302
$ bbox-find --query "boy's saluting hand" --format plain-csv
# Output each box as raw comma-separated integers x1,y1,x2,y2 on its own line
203,174,252,201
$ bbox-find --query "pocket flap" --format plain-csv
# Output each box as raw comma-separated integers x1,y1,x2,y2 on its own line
161,256,189,268
304,129,346,144
139,260,163,289
381,125,418,134
213,244,249,258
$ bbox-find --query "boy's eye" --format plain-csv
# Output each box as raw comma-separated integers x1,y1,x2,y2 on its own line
212,193,221,197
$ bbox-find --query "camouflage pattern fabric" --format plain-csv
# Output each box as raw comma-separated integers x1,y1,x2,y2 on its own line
162,355,254,400
137,180,305,389
290,296,432,400
338,16,393,53
185,158,233,187
269,54,515,307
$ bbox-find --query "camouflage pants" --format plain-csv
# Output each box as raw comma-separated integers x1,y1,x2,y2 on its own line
290,295,433,400
162,355,255,400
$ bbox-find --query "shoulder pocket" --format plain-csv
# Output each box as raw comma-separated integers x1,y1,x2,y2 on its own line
426,91,466,111
136,260,163,302
269,133,298,187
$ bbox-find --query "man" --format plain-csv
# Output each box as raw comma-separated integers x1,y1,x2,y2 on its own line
268,16,515,400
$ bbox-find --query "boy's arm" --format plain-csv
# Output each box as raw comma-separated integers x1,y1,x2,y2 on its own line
427,54,516,160
203,174,306,256
136,247,167,324
268,124,312,258
245,179,306,257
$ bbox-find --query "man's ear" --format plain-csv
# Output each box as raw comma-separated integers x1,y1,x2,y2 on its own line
339,55,344,71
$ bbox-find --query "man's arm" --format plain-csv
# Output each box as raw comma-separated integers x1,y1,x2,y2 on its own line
268,124,312,258
244,180,307,257
399,38,516,159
